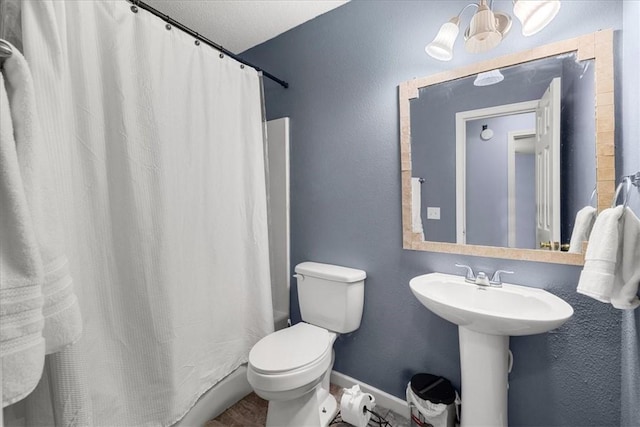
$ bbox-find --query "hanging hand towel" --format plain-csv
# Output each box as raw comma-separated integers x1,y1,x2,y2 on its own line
568,206,597,253
411,177,424,237
0,52,46,408
576,206,624,303
610,208,640,309
1,43,82,407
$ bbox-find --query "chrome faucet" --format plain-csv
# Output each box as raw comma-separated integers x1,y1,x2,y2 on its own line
455,264,476,283
455,264,489,286
475,271,490,286
455,264,513,288
489,270,514,288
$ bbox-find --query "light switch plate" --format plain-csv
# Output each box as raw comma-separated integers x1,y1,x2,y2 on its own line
427,207,441,220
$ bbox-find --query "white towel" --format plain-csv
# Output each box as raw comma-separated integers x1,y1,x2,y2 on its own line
568,206,597,253
576,206,624,303
610,208,640,309
411,177,424,237
0,47,46,407
1,44,83,407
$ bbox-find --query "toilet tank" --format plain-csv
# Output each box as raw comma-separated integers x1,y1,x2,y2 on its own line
294,262,366,333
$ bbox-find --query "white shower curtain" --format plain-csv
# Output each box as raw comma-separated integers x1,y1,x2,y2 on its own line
19,1,274,425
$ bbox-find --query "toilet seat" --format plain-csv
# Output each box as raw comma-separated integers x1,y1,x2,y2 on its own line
249,323,333,374
247,323,337,395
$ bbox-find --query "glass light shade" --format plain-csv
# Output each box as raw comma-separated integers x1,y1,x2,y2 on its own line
425,19,460,61
513,0,561,36
465,4,502,53
474,69,504,86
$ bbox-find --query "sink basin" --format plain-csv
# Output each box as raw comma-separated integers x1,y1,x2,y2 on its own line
410,272,573,335
410,272,574,426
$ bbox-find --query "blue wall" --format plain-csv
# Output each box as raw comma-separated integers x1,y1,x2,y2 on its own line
244,1,628,425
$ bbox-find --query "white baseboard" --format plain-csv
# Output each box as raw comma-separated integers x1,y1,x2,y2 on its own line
330,371,410,419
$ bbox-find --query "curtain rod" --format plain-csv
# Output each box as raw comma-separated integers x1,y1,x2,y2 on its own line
129,0,289,89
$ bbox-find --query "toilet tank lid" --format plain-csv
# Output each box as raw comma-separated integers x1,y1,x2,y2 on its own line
295,262,366,283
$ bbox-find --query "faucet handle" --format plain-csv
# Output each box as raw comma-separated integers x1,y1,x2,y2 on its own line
490,270,514,285
475,272,490,286
455,264,476,283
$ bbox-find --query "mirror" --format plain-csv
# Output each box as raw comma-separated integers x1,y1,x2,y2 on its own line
414,55,593,249
399,30,615,265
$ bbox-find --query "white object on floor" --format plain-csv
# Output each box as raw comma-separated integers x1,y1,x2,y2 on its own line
340,385,375,427
247,262,366,427
329,371,410,419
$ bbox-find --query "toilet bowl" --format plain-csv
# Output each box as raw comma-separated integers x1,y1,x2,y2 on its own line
248,323,338,426
248,323,336,399
247,262,366,427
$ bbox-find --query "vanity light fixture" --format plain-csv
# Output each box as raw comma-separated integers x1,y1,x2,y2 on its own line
513,0,561,36
425,0,561,61
474,69,504,86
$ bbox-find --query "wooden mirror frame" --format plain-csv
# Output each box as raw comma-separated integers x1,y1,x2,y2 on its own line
399,29,614,265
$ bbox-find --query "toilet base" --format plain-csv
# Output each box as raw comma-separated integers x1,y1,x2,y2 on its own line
266,385,337,427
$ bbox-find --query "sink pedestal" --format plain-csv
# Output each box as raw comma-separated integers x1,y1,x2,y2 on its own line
409,272,574,427
459,327,509,427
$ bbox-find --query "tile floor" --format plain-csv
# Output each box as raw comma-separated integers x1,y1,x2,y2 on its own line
205,384,411,427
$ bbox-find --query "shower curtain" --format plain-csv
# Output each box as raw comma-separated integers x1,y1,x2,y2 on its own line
17,1,274,424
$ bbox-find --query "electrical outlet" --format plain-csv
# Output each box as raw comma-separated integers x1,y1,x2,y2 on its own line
427,207,441,220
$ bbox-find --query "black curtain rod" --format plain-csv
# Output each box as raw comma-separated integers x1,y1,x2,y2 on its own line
129,0,289,89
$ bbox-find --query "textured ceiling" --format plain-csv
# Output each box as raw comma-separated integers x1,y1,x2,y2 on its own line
143,0,349,53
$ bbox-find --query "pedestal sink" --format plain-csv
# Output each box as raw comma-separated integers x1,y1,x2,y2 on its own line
410,272,573,427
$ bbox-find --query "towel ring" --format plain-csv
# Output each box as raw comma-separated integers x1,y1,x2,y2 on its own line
588,187,597,207
611,176,634,209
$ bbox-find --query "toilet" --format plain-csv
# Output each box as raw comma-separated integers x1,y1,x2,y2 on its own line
247,261,366,427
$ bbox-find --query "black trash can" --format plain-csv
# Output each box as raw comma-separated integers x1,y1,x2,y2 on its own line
405,373,459,427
